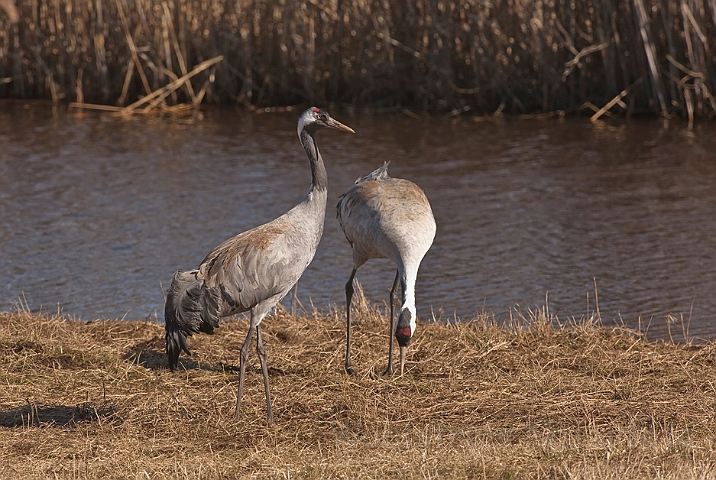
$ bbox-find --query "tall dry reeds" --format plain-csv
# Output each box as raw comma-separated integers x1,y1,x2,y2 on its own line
0,0,714,118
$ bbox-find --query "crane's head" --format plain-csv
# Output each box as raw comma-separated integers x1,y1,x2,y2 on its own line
395,307,416,375
298,107,355,137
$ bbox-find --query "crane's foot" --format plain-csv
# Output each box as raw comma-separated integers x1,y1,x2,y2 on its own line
382,365,394,376
345,365,356,375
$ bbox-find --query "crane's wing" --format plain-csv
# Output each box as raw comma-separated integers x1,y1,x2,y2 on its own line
165,203,320,370
198,219,310,316
336,162,390,239
336,177,396,264
337,165,435,265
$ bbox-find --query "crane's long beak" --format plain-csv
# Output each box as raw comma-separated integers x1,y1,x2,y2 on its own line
327,117,355,133
399,345,407,376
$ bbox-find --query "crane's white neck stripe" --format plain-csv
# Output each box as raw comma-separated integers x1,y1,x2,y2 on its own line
400,265,419,333
297,114,310,137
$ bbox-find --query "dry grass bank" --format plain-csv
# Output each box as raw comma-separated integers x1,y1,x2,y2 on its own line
1,301,715,479
0,0,714,119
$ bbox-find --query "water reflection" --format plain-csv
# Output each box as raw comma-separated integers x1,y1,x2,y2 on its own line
1,103,715,341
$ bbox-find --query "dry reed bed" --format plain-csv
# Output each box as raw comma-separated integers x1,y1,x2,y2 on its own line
0,0,715,119
1,302,715,479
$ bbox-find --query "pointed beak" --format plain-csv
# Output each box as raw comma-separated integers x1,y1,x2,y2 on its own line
399,345,407,376
327,117,355,133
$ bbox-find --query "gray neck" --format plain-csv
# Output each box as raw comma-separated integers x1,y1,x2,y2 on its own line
300,129,328,192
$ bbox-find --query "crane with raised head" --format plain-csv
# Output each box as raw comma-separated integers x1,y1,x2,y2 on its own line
337,162,436,376
165,107,354,424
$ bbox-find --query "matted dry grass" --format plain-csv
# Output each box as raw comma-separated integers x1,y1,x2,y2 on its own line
1,299,715,479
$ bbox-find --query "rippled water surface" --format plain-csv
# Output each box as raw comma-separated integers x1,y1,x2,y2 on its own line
2,104,716,341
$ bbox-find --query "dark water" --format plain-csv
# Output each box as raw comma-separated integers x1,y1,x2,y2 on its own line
2,103,716,341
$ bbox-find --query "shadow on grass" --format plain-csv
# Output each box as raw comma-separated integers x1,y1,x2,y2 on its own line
122,337,174,370
123,337,232,373
122,336,288,376
0,402,116,428
122,336,197,371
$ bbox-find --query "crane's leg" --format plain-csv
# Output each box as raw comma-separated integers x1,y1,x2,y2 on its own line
255,323,273,425
383,270,400,376
290,282,298,316
344,268,357,375
234,320,255,422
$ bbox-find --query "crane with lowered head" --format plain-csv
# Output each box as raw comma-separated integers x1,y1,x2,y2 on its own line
337,162,436,376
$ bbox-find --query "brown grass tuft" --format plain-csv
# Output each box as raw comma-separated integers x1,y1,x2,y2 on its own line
1,304,715,478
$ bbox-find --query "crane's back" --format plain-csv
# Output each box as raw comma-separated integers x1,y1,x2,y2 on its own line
338,173,436,267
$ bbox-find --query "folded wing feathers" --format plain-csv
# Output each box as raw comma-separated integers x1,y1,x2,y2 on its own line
336,161,390,230
167,219,305,341
165,270,222,338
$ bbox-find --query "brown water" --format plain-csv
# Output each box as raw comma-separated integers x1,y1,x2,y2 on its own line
1,104,715,341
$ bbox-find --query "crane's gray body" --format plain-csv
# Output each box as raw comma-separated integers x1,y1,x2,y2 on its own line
164,107,354,424
337,162,436,375
337,163,436,274
165,188,326,336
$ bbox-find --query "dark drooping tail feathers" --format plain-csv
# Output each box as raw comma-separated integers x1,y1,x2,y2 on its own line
164,269,222,370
